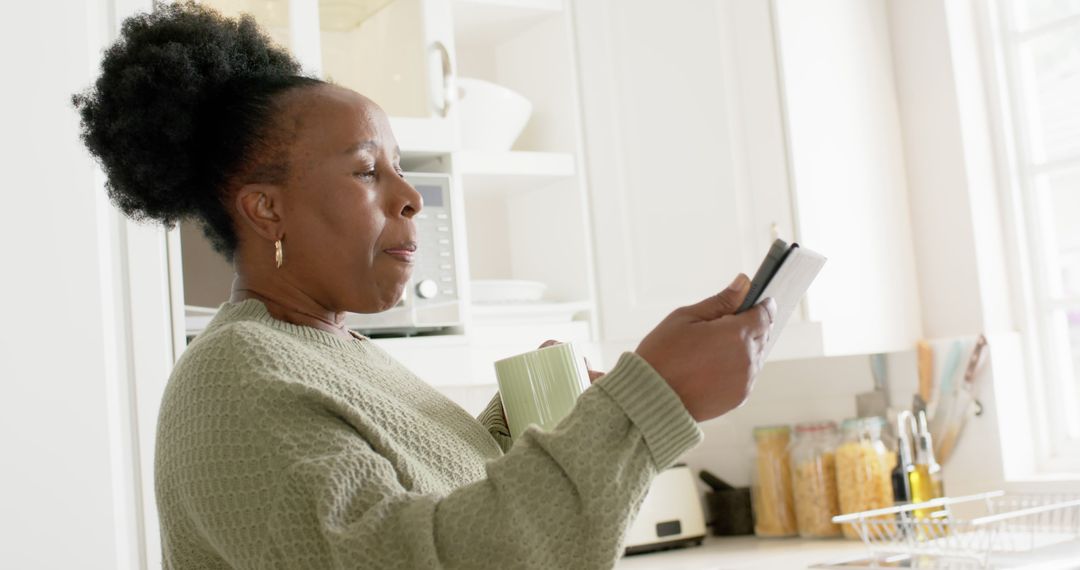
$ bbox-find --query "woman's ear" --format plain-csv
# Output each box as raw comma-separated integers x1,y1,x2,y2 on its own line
234,184,285,241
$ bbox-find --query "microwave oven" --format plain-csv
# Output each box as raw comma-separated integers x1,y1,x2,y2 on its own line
343,172,466,336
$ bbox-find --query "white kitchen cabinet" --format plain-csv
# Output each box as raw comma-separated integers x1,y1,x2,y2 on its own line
209,0,457,148
771,0,923,357
177,0,604,384
573,0,922,364
321,0,459,149
572,0,769,365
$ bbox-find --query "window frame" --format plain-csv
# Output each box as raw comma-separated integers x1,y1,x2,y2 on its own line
982,0,1080,473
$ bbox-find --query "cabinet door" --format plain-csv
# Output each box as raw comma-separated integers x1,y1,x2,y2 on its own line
573,0,790,348
772,0,923,355
320,0,455,121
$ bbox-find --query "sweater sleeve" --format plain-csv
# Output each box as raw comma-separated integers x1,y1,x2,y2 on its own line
476,392,513,453
176,352,701,569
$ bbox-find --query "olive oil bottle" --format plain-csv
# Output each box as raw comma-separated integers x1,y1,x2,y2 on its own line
910,411,944,537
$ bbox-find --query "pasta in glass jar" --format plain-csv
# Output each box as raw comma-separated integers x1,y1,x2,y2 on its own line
789,421,841,538
751,425,797,537
835,417,895,539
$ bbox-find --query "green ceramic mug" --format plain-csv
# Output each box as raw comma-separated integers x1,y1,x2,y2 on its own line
494,342,591,440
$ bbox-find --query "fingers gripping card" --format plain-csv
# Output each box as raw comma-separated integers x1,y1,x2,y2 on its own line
736,239,827,360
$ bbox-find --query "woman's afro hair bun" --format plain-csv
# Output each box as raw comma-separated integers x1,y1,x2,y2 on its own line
73,1,319,256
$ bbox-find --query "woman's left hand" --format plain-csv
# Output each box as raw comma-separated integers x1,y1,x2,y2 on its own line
538,340,605,383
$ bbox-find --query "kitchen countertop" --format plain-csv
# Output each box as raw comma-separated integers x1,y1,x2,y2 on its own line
615,535,1080,569
616,535,867,569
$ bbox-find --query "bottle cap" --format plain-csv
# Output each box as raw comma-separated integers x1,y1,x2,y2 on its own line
915,410,936,464
897,411,916,468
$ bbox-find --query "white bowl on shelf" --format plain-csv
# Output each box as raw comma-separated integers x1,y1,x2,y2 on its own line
471,279,547,304
456,77,532,151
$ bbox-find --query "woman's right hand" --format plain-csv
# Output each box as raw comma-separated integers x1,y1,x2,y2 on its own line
634,274,776,422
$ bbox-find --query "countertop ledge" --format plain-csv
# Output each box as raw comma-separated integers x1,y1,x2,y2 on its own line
615,534,1080,569
616,535,867,570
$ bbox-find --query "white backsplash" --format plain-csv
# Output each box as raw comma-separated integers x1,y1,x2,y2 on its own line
681,351,919,489
437,336,1021,500
435,350,921,490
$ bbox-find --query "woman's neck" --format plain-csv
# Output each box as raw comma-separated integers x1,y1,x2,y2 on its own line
229,273,354,341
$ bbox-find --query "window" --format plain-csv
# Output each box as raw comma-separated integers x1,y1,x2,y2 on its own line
991,0,1080,470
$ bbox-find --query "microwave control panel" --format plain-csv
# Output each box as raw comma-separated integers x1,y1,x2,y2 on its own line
410,174,459,306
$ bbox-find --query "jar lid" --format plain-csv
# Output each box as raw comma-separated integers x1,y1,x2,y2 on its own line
841,416,886,431
753,424,791,438
794,420,838,434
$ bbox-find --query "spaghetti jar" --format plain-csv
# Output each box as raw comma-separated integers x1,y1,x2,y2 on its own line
789,421,841,538
751,425,797,537
835,417,895,539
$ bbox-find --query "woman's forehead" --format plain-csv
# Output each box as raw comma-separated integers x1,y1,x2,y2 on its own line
285,84,395,156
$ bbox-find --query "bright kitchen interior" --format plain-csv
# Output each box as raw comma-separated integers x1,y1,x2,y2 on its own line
4,0,1080,568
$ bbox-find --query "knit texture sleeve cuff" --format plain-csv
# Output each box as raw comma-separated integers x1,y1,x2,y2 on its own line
477,392,513,453
595,352,702,469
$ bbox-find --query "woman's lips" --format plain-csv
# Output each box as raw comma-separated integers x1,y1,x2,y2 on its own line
384,249,415,263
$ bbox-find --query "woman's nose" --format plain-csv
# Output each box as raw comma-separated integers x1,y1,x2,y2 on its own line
396,176,423,219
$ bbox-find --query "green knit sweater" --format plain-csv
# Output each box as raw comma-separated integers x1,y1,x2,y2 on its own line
155,299,702,569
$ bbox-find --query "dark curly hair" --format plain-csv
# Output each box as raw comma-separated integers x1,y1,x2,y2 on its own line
73,1,324,258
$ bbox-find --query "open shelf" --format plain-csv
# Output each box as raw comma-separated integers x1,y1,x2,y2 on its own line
452,0,563,46
454,150,576,195
470,300,593,324
469,318,591,346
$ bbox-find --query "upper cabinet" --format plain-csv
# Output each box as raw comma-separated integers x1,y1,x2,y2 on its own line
572,0,771,364
573,0,922,362
770,0,923,357
321,0,459,150
321,0,453,119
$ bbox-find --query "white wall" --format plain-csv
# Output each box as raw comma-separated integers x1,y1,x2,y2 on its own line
0,1,150,568
886,0,1070,488
680,352,893,488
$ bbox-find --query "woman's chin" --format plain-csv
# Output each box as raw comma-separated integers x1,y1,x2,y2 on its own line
376,287,407,312
344,286,406,314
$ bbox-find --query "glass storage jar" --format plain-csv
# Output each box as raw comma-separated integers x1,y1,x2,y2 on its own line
835,416,896,539
789,421,841,538
751,425,797,537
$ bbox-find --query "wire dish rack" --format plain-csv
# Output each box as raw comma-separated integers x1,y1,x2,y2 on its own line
830,491,1080,568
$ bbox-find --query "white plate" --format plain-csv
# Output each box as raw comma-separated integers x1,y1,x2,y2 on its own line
470,279,548,303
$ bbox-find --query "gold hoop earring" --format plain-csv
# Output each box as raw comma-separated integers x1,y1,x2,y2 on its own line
274,239,284,269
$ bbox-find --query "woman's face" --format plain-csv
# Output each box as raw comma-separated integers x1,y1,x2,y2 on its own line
269,84,423,313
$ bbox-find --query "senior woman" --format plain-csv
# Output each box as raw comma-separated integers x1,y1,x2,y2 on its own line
74,3,775,569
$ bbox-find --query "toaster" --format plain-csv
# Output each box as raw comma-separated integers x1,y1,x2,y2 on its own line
624,464,707,555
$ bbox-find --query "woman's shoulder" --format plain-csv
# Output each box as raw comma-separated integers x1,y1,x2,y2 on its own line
179,299,326,369
185,315,292,361
165,316,305,401
157,318,328,448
